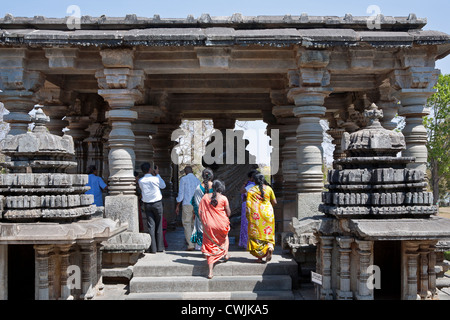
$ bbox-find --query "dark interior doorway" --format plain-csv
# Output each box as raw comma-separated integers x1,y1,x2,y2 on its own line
373,240,401,300
8,244,35,300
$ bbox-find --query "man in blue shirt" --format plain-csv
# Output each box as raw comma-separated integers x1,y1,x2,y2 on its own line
85,165,107,207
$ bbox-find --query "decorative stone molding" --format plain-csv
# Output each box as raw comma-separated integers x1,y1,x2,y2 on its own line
355,240,373,300
0,48,45,135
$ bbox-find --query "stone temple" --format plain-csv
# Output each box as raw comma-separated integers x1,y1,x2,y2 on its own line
0,13,449,300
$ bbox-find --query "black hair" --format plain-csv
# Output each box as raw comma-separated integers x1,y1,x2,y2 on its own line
253,173,267,199
141,162,151,174
87,165,97,175
247,169,258,179
210,179,226,207
202,168,214,194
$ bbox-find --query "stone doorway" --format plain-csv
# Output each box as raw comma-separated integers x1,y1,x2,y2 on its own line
8,245,35,300
373,240,401,300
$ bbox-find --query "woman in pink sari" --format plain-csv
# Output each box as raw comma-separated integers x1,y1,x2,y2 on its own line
199,179,231,279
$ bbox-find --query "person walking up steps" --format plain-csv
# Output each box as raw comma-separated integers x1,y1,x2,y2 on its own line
175,166,200,251
199,180,231,279
246,173,277,263
190,168,214,251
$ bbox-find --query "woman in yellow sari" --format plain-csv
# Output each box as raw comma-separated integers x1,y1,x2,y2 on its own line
246,173,277,263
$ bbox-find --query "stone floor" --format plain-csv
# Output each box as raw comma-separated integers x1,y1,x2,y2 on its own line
94,227,450,300
94,227,317,300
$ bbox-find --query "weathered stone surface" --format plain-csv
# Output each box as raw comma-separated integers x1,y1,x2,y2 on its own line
104,195,139,233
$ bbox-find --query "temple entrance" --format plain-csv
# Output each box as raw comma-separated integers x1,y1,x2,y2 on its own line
8,245,35,300
373,240,401,300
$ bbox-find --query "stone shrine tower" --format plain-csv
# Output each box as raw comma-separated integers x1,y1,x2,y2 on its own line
294,104,450,300
0,108,126,300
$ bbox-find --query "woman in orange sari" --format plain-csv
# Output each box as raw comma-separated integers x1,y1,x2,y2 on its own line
199,179,231,279
246,173,277,263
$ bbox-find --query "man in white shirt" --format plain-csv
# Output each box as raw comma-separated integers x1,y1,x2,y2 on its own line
139,162,166,253
175,166,200,251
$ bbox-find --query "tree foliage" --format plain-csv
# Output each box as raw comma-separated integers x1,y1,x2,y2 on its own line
424,73,450,204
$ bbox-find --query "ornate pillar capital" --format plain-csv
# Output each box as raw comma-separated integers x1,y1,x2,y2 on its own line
388,67,439,173
0,48,45,135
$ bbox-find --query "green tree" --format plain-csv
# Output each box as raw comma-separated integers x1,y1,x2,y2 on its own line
424,74,450,205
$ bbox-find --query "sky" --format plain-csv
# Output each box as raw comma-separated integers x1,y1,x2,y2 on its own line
1,0,449,166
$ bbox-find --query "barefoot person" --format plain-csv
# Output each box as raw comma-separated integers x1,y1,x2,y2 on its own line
198,180,231,279
190,168,214,251
246,173,277,263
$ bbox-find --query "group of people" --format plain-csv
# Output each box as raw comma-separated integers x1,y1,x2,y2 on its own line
176,166,277,278
84,163,277,279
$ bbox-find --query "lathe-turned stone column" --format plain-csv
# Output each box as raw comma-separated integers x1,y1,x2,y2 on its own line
327,128,346,161
0,48,45,136
391,66,439,173
132,105,161,170
287,49,332,220
272,105,298,201
288,49,332,193
96,49,144,231
96,49,151,262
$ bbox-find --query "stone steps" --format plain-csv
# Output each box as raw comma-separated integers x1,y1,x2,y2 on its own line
126,290,295,300
126,248,298,300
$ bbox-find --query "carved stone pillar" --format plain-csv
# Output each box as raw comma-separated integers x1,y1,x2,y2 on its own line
327,128,346,161
272,106,298,201
59,244,73,300
377,79,399,131
96,49,151,264
0,48,45,136
66,111,91,175
428,242,438,299
403,241,420,300
287,49,332,193
84,122,107,177
337,236,353,300
96,49,144,232
418,243,432,300
319,235,334,300
391,66,439,173
0,245,7,300
132,105,161,170
355,240,373,300
95,243,104,295
34,244,53,300
80,242,96,300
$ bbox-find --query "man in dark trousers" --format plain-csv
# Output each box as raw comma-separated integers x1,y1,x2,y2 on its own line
138,162,166,253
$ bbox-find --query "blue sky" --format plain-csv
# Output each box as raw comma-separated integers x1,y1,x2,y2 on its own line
1,0,449,73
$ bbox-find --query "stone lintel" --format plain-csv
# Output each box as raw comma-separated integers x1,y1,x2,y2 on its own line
348,217,450,241
0,218,127,244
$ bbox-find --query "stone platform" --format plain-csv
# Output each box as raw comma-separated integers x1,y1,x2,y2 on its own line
96,227,308,300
